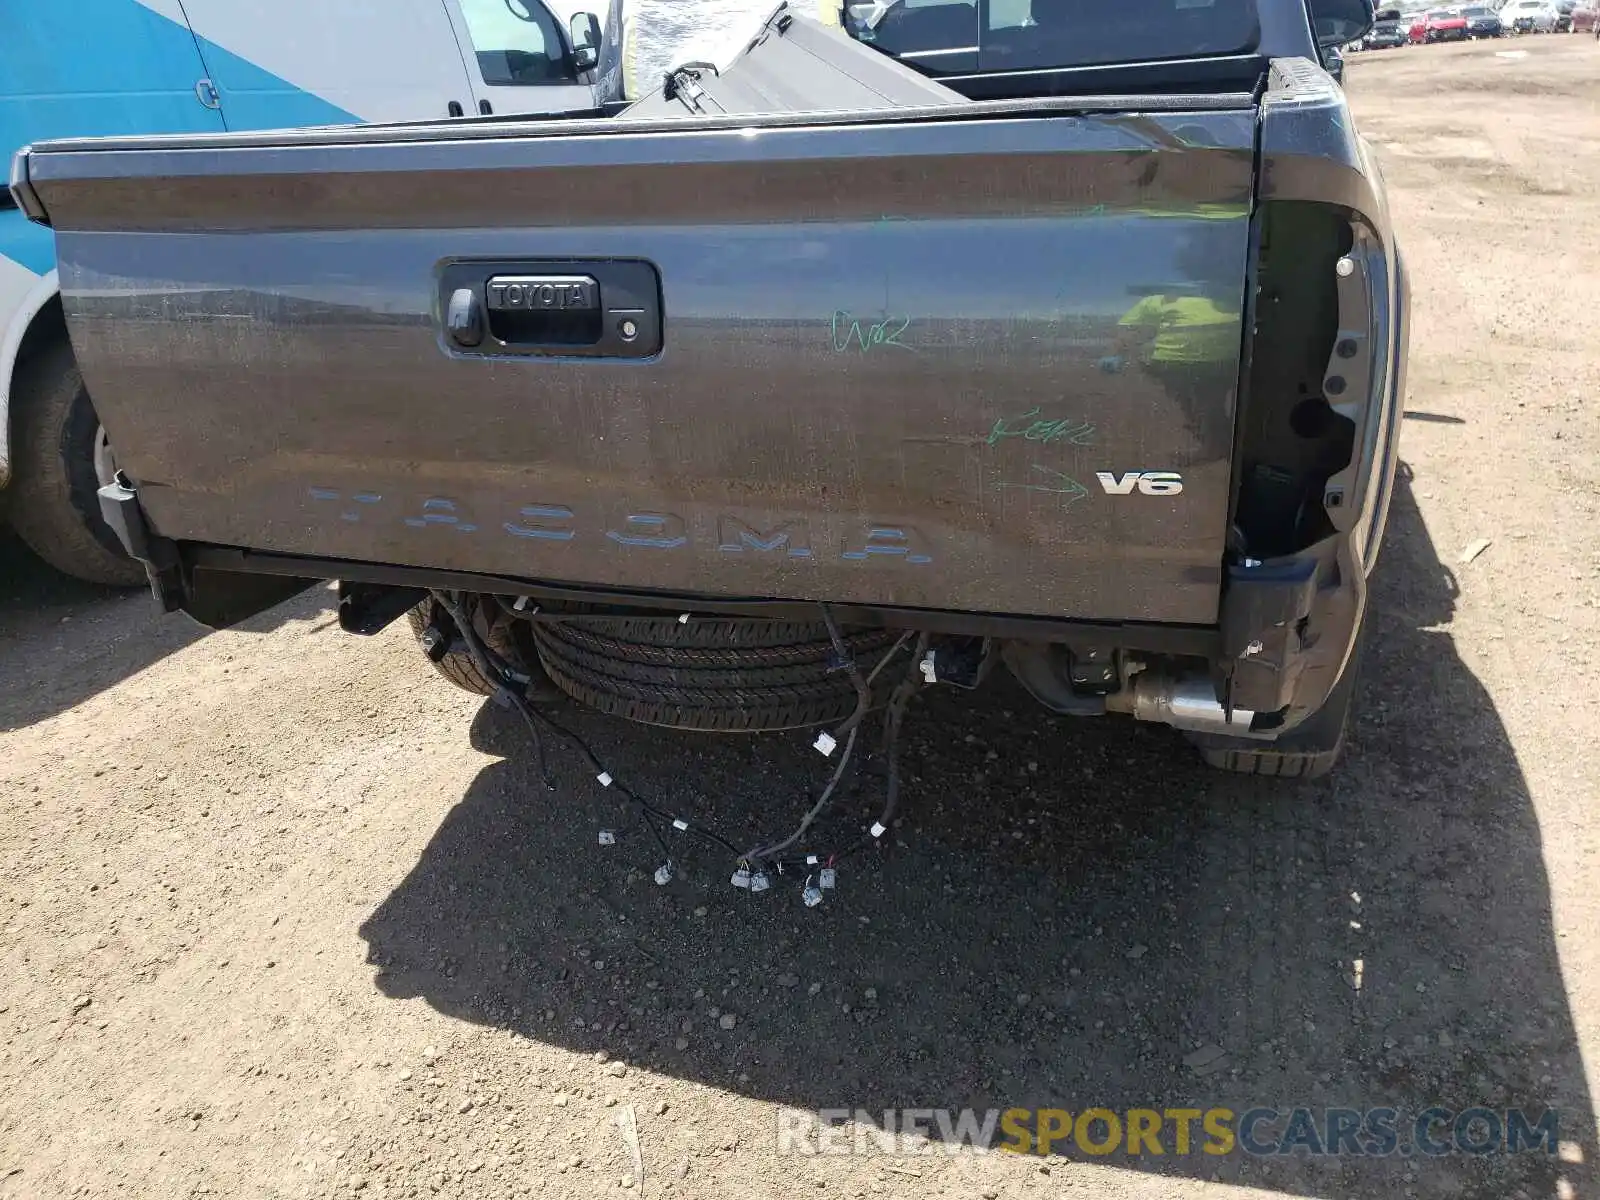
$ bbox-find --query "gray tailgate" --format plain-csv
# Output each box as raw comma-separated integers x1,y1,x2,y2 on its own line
22,98,1256,623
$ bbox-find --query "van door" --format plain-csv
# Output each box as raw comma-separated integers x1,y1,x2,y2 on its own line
177,0,480,127
0,0,226,153
445,0,597,116
2,0,224,315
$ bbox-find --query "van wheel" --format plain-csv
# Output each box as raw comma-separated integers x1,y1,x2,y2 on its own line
9,340,145,586
1190,621,1368,779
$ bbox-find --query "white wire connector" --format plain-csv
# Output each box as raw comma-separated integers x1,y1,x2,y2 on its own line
870,821,888,839
596,771,613,788
806,855,820,866
654,862,674,886
813,731,837,757
678,613,691,624
672,818,689,832
512,595,538,613
819,867,837,889
597,829,617,846
803,879,824,908
731,867,752,889
750,871,771,893
919,651,938,684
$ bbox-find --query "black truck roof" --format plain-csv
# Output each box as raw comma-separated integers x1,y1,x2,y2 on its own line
632,0,1336,112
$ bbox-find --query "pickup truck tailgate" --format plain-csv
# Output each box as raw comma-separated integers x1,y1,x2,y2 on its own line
19,97,1256,623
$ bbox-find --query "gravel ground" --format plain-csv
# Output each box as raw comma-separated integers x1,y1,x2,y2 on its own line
4,35,1600,1200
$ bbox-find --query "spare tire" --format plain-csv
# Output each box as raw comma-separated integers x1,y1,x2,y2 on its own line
531,616,903,732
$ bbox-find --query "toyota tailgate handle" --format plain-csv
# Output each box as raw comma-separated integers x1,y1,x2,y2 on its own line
486,274,601,346
439,259,661,359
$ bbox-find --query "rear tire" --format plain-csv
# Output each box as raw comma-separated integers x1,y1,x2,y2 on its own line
405,598,560,701
407,603,500,696
1191,619,1368,779
531,616,902,732
8,340,145,587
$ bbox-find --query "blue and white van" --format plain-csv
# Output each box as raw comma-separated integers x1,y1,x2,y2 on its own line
1,0,624,583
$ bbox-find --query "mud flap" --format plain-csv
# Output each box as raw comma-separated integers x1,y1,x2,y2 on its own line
98,477,182,609
98,478,317,629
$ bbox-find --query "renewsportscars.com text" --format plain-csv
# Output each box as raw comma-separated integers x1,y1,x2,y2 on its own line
776,1106,1561,1158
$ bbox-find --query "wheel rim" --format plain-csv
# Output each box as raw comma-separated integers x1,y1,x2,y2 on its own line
92,423,118,489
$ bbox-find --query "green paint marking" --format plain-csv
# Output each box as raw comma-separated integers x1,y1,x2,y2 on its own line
831,310,913,354
986,408,1096,448
1000,465,1090,502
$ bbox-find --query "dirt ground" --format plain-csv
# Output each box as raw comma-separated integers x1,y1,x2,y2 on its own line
5,35,1600,1200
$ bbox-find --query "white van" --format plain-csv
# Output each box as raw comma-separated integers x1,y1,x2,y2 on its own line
1,0,624,584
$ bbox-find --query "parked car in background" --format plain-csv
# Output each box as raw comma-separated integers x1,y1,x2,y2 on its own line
1459,5,1504,34
1423,8,1470,38
1365,9,1411,43
1500,0,1560,30
1554,0,1576,28
1572,1,1600,31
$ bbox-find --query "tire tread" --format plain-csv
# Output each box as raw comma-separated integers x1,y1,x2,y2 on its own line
8,341,144,586
531,617,899,732
405,604,505,697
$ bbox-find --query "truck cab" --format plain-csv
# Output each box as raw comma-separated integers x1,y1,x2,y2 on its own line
0,0,623,584
824,0,1365,90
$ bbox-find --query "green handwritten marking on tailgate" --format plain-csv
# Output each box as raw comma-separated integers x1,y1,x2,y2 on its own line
830,311,913,354
999,466,1091,502
986,410,1097,448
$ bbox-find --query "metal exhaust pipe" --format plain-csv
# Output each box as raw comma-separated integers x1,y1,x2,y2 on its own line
1108,673,1260,736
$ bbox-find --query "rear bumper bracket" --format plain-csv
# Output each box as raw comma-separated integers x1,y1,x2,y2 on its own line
98,476,184,612
1221,556,1322,716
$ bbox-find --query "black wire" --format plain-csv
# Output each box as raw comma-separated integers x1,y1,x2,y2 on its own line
431,590,743,859
781,631,930,869
432,589,928,878
748,725,858,865
529,699,746,858
874,631,931,835
637,807,675,864
509,690,554,788
431,591,550,780
746,628,913,865
821,604,871,725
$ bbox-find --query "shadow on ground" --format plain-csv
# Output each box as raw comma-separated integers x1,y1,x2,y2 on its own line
360,465,1592,1198
0,533,330,731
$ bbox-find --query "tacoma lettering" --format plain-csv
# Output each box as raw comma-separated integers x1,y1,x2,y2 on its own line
309,489,929,564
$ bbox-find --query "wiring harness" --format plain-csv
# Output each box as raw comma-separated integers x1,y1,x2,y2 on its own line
429,590,929,906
